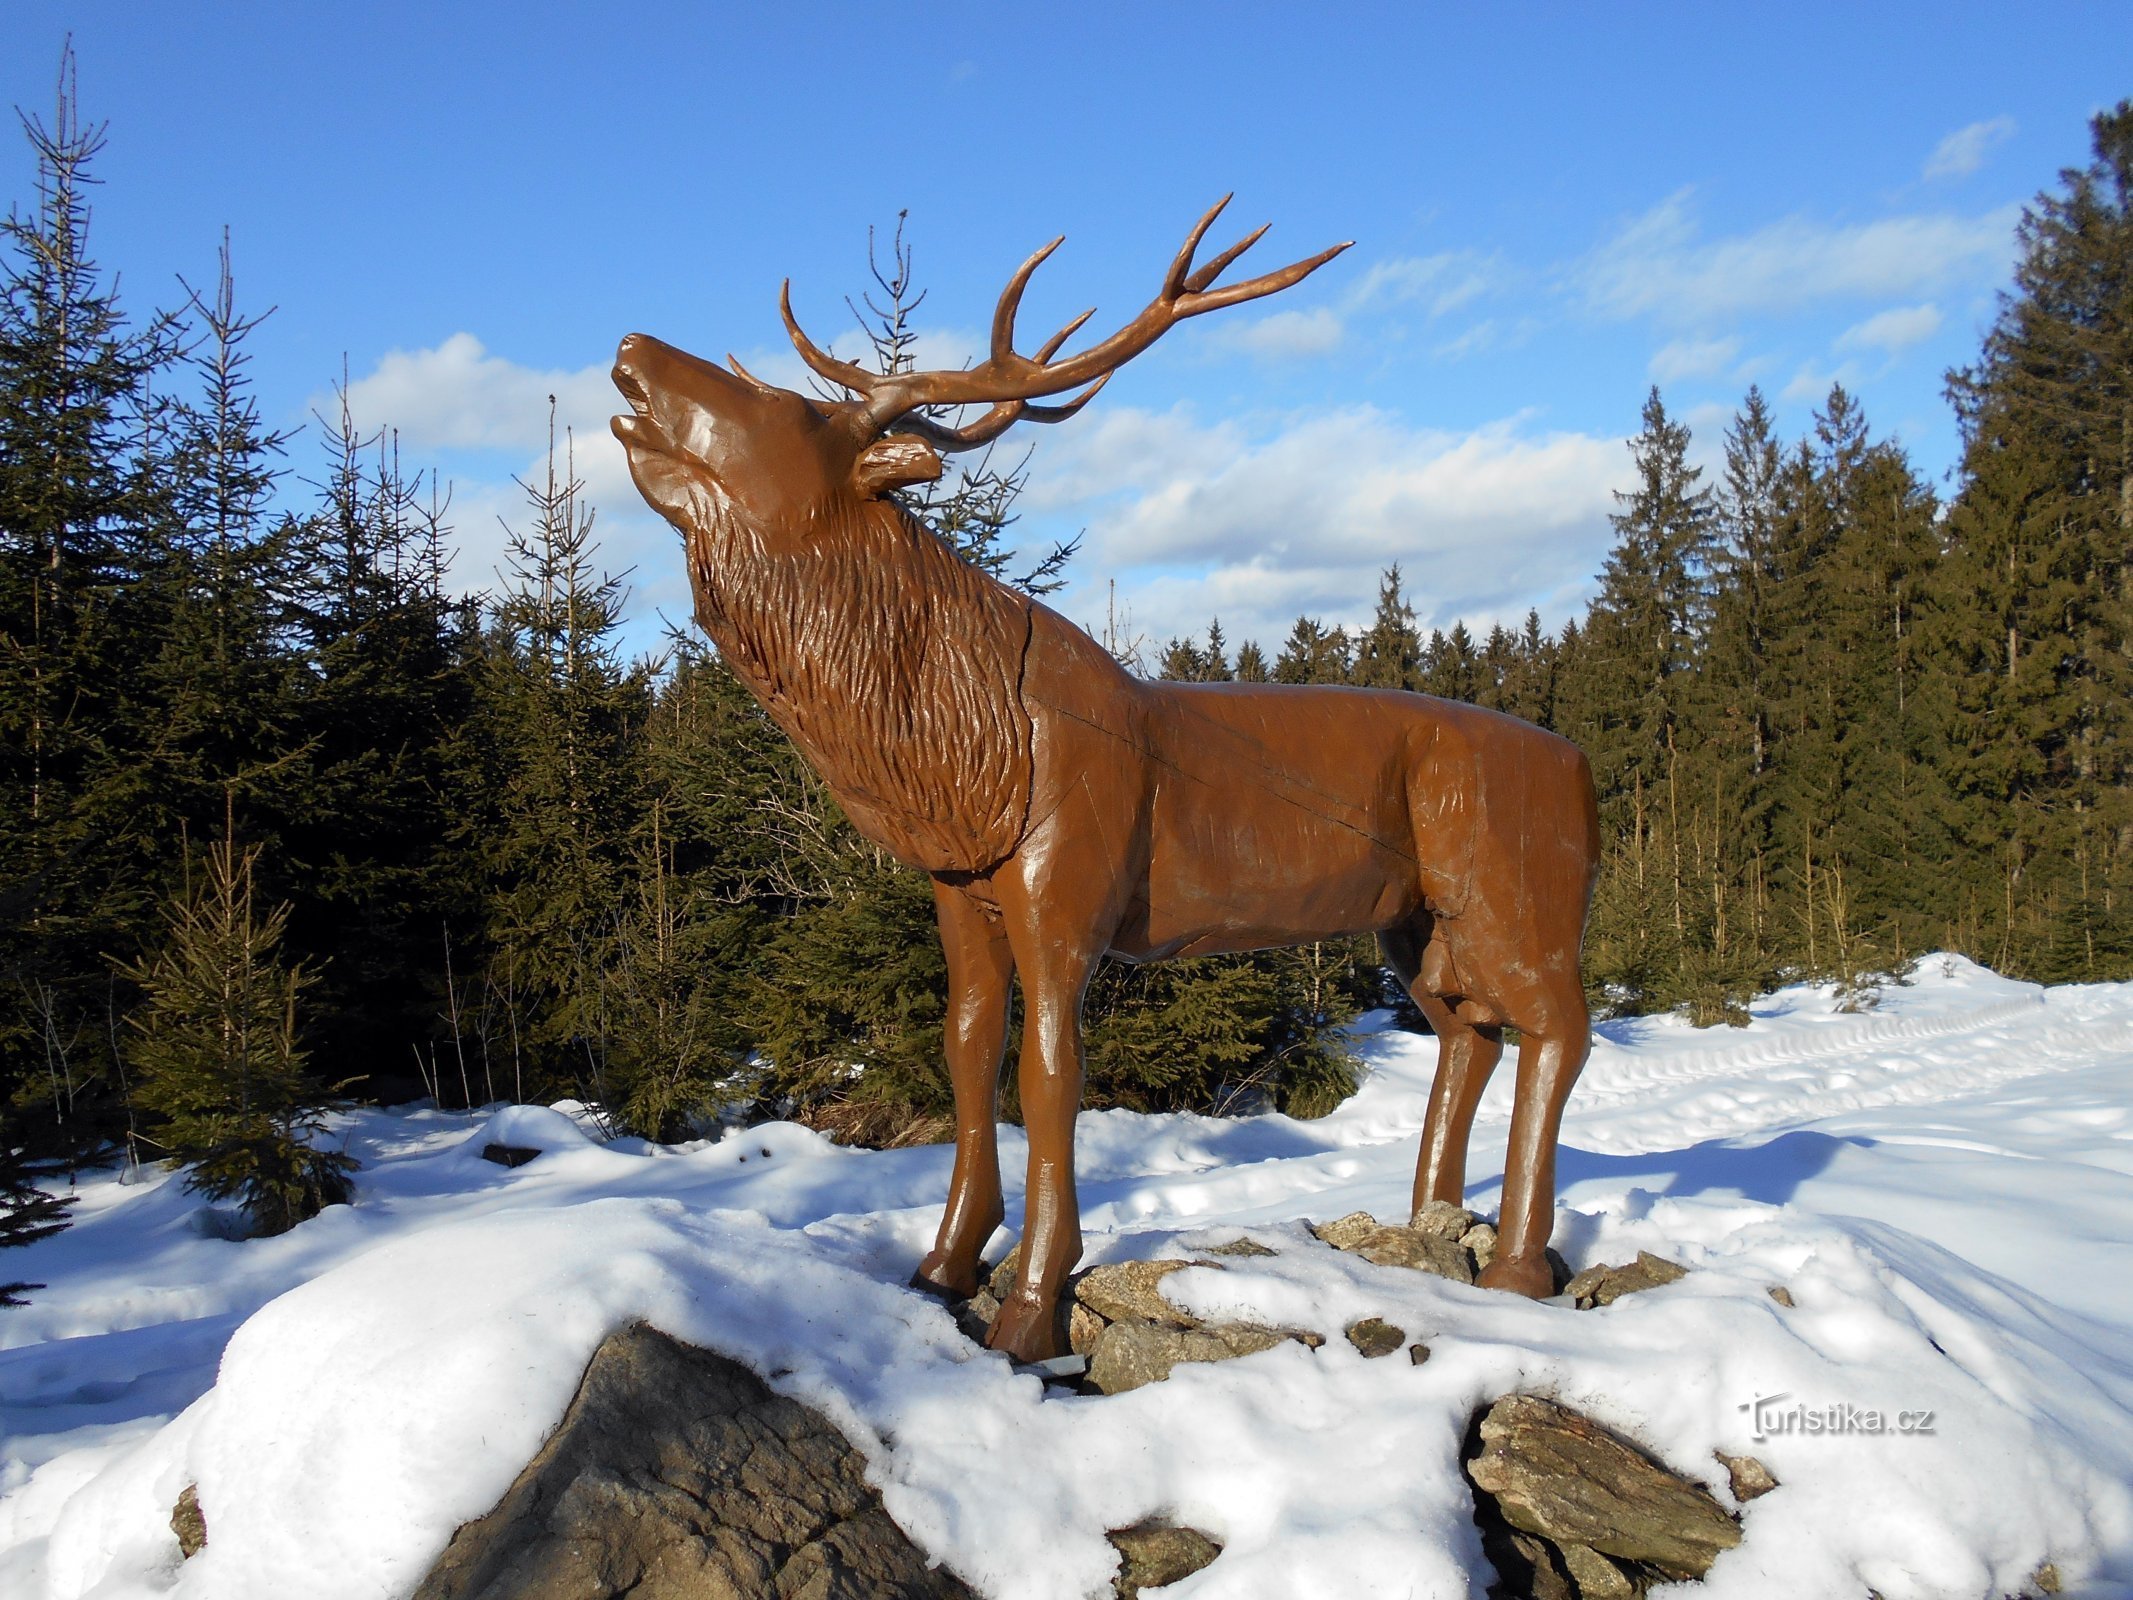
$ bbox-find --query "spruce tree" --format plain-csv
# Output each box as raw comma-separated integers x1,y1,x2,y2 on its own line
120,813,353,1233
1351,565,1421,689
0,49,182,1150
1940,101,2133,976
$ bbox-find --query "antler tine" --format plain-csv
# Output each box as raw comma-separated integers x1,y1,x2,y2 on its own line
1163,194,1233,298
726,353,778,392
779,279,879,394
1022,372,1110,424
1184,222,1269,295
1182,237,1354,315
842,199,1348,437
887,374,1110,456
1034,306,1096,363
993,236,1066,362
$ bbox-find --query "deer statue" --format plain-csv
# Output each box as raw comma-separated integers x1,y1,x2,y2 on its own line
610,198,1601,1363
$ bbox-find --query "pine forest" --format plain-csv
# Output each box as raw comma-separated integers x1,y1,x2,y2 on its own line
5,71,2132,1238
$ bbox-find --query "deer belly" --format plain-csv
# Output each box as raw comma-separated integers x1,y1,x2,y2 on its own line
1120,785,1422,959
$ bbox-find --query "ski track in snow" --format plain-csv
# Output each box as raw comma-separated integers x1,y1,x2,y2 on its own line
4,954,2133,1599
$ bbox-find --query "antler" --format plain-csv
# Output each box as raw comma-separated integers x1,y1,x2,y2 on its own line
779,196,1351,452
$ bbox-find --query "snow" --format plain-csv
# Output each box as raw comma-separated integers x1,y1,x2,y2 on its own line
5,952,2133,1598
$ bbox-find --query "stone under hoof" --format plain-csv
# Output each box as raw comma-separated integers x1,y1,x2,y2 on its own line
986,1293,1067,1363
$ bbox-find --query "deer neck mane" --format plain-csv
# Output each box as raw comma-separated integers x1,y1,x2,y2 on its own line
681,493,1035,875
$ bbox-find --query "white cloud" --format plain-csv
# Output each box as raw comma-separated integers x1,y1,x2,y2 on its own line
1837,303,1944,354
1581,191,2018,324
1030,403,1625,650
320,325,1009,651
1204,306,1344,359
1347,251,1503,317
328,332,617,453
1926,116,2016,180
320,335,683,644
1650,336,1742,383
327,335,1631,665
1780,360,1865,406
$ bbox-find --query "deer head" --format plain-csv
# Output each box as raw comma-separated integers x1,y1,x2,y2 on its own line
609,196,1351,542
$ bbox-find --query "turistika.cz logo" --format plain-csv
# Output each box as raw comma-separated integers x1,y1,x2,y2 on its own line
1740,1392,1937,1442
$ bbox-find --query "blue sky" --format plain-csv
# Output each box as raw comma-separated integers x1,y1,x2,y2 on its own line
4,3,2128,660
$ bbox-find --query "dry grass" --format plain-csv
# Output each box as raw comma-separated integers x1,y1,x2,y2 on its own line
794,1098,956,1150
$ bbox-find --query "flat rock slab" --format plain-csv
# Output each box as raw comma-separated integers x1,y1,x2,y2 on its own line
1074,1259,1199,1328
1086,1319,1288,1396
1106,1522,1222,1597
412,1322,973,1600
1466,1394,1740,1580
1563,1252,1690,1310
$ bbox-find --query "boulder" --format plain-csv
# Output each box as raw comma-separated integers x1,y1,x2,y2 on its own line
1410,1200,1477,1240
1345,1317,1407,1358
1461,1221,1498,1272
1355,1224,1476,1283
1562,1252,1690,1310
1073,1259,1199,1328
1310,1211,1380,1250
1085,1319,1287,1396
1465,1395,1740,1583
411,1322,973,1600
1106,1522,1222,1597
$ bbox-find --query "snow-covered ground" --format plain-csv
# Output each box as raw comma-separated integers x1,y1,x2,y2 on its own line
4,953,2132,1599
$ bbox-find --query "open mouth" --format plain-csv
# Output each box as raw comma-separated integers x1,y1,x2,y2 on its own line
611,363,651,415
610,364,670,454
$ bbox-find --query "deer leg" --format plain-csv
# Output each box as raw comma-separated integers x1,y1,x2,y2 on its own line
1383,926,1503,1214
985,889,1103,1364
1410,1000,1503,1216
1479,987,1591,1299
912,879,1014,1301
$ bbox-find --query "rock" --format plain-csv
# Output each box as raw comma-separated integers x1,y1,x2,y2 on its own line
1106,1522,1222,1597
171,1483,206,1559
1767,1284,1795,1308
1345,1317,1406,1358
1355,1224,1476,1284
1715,1451,1778,1503
986,1247,1022,1303
1068,1301,1107,1357
2031,1561,2062,1594
957,1289,1001,1346
1462,1221,1498,1272
1559,1541,1634,1598
1409,1342,1432,1366
1410,1200,1476,1240
1074,1259,1199,1328
1465,1395,1741,1580
1563,1251,1690,1309
411,1322,974,1600
1482,1526,1577,1600
1085,1319,1287,1396
480,1143,539,1168
1203,1237,1276,1258
1310,1210,1379,1250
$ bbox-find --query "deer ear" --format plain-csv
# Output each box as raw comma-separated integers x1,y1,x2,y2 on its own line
853,434,943,498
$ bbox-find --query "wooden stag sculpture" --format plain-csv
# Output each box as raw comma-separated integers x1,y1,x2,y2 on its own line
611,200,1601,1362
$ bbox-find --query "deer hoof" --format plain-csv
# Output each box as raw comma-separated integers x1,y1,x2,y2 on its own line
1479,1255,1555,1299
911,1251,980,1301
985,1293,1066,1363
